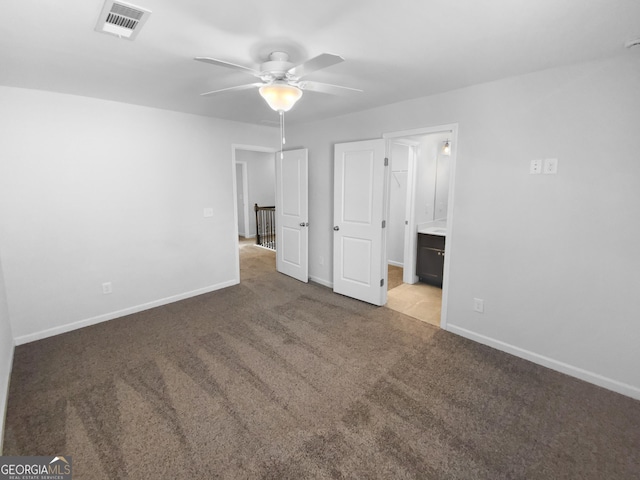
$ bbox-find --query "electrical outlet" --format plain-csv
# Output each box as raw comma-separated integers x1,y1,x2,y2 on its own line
529,159,542,174
473,298,484,313
102,282,113,295
543,158,558,174
319,256,324,266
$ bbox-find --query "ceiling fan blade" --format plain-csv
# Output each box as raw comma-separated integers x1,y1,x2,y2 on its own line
288,53,344,78
299,81,363,96
200,83,262,96
194,57,261,77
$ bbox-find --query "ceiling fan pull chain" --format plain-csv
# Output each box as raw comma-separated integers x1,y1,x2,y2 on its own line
282,111,286,145
280,111,284,160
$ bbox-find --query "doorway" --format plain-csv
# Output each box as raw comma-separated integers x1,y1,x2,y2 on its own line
232,144,309,285
233,145,277,241
383,124,458,329
232,144,278,282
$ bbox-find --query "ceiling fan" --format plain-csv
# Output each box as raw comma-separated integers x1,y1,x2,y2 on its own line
194,51,362,112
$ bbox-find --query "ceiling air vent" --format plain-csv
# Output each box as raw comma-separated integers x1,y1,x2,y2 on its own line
95,0,151,40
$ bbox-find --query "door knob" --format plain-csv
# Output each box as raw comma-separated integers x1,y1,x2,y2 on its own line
300,223,305,227
333,226,340,231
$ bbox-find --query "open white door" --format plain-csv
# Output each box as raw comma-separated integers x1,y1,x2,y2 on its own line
333,139,388,305
276,148,309,283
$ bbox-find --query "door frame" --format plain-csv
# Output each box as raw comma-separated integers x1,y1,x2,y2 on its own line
383,124,458,330
235,161,249,237
231,144,278,283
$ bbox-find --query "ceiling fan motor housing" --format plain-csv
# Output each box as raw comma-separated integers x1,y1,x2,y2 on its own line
261,51,295,81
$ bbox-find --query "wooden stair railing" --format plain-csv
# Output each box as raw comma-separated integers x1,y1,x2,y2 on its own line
254,203,276,250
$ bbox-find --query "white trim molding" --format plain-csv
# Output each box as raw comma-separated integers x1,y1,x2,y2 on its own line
309,275,333,289
446,324,640,401
14,280,238,345
0,341,14,454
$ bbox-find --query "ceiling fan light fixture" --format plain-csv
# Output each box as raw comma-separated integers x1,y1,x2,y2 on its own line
259,83,303,112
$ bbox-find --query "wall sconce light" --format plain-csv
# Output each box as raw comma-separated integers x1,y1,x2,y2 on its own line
442,140,451,156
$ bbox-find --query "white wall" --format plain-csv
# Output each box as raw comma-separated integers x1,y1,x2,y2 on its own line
0,86,277,343
0,249,14,453
236,150,276,237
288,53,640,398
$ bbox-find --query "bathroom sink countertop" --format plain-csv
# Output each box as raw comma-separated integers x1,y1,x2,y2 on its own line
418,226,447,236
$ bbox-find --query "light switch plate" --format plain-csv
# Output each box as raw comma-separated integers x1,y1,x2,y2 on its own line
203,207,214,217
543,158,558,174
530,159,542,174
473,298,484,313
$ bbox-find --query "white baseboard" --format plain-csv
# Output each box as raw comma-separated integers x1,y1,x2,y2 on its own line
0,341,14,454
388,260,404,268
14,280,239,346
309,275,333,289
446,324,640,401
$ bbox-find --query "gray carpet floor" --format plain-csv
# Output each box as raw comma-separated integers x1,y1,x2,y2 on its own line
3,242,640,479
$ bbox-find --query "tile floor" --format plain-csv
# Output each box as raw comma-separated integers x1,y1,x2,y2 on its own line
386,267,442,328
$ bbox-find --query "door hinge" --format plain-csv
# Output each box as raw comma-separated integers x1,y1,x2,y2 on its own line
384,157,389,166
380,278,385,287
382,220,386,228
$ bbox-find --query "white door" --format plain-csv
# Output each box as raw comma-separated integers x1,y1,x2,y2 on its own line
333,139,388,305
276,148,309,283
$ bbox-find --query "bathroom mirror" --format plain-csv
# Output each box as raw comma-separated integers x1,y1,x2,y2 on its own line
408,131,451,223
433,143,450,221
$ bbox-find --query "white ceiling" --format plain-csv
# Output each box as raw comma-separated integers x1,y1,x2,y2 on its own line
1,0,639,125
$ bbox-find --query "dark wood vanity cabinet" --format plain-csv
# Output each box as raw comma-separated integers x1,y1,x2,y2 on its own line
417,233,445,287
